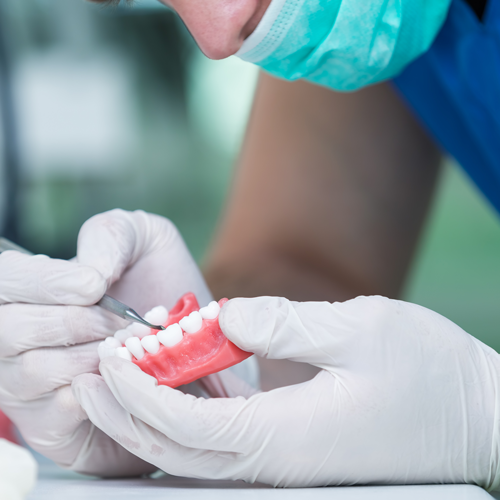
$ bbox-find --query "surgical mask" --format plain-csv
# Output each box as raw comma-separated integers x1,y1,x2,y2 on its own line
236,0,452,91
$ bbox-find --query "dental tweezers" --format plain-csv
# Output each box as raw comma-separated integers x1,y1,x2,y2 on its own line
0,237,166,331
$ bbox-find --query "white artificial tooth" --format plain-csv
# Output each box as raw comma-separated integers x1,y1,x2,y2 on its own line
104,337,122,349
179,311,203,334
116,347,133,362
157,324,183,348
199,301,221,320
127,322,151,339
144,306,169,327
114,329,133,344
98,342,117,361
125,337,145,360
141,335,160,355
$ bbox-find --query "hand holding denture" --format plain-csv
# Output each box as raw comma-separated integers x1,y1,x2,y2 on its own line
0,209,236,476
75,295,500,489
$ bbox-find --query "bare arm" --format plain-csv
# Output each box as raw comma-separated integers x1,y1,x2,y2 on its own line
204,73,441,389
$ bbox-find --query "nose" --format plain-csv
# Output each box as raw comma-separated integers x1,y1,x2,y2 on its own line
161,0,270,60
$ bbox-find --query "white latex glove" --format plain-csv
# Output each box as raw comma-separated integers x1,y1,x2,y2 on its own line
0,209,254,476
0,440,37,500
73,295,500,489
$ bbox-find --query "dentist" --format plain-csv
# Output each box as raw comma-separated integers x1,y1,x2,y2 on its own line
2,0,500,489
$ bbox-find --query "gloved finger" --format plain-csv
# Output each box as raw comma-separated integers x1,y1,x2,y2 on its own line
0,342,101,401
72,373,236,479
0,252,105,306
219,295,389,367
98,357,255,454
0,304,127,357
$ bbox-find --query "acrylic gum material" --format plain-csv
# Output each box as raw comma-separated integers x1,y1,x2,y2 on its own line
132,293,253,388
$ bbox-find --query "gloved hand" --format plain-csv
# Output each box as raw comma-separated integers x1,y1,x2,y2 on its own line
0,209,231,476
74,295,500,488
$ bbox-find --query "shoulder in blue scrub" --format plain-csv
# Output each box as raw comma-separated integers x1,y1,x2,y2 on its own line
393,0,500,214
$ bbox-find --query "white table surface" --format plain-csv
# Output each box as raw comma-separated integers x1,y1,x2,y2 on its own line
27,462,499,500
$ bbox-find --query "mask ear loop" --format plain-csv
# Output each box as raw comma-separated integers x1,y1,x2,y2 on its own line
236,0,288,58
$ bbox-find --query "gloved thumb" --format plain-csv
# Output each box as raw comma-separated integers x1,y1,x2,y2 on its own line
219,296,341,367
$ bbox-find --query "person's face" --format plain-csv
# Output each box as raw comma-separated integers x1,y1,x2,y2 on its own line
158,0,271,59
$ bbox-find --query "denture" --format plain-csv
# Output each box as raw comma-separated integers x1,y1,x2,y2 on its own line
98,293,252,388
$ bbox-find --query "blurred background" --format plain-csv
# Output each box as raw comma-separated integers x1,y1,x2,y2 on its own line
0,0,499,351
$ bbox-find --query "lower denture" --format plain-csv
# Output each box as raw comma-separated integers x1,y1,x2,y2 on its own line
117,293,252,388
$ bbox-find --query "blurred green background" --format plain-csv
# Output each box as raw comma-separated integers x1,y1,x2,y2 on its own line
1,0,499,351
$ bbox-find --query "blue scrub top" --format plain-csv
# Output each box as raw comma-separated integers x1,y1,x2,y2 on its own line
393,0,500,214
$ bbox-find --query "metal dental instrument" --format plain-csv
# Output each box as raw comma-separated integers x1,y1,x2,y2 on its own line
0,237,166,331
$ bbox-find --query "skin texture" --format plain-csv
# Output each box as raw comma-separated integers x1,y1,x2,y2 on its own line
204,74,442,390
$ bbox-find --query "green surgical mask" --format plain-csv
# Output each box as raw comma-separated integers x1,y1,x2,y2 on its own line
236,0,452,91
